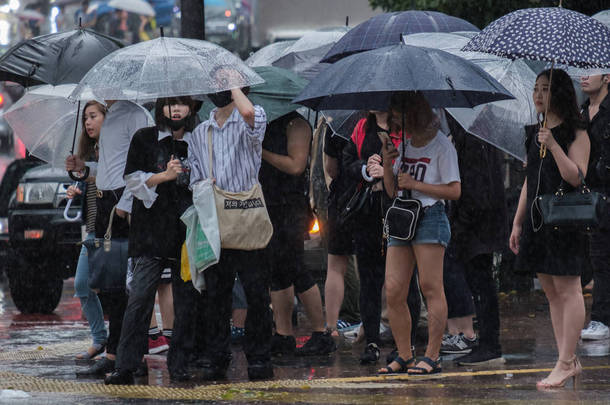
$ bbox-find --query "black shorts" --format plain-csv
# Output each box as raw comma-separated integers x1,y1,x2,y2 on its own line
326,193,355,256
268,205,316,294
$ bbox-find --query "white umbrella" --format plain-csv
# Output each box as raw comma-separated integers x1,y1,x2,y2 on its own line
70,36,264,101
108,0,156,17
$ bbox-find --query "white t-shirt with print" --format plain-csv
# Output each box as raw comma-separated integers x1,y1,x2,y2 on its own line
393,131,460,207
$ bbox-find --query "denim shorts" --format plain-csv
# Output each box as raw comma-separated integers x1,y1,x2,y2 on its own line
387,201,451,248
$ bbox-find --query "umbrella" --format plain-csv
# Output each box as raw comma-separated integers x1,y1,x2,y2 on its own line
321,10,479,63
246,40,296,67
593,10,610,28
16,10,45,21
3,85,85,167
69,35,264,101
0,28,124,87
293,44,514,111
198,66,308,122
404,32,537,161
462,6,610,157
322,109,367,139
108,0,156,17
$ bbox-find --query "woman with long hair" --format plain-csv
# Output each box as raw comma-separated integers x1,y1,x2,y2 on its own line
378,92,461,375
66,100,108,360
510,69,590,389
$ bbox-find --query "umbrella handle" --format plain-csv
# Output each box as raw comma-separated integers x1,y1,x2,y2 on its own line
68,166,89,181
64,197,82,222
540,62,555,159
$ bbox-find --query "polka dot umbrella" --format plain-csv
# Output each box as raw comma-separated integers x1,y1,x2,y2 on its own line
462,5,610,157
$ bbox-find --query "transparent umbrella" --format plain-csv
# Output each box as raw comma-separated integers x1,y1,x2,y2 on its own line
108,0,156,16
70,36,264,101
404,32,537,161
593,10,610,28
246,40,296,67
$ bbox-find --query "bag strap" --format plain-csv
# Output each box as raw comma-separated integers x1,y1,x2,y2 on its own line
105,205,116,240
207,125,214,179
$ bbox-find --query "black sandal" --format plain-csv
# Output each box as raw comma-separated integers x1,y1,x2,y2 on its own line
407,356,442,375
377,356,414,375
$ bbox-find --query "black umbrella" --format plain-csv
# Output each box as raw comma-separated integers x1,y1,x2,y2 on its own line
293,44,514,111
0,28,124,87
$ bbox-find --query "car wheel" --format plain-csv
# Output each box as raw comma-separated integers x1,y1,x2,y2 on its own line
8,272,63,314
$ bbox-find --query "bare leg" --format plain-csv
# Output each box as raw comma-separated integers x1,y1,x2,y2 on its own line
157,282,174,331
378,245,416,373
232,308,247,328
298,285,325,332
271,286,295,336
447,316,475,339
324,254,348,335
413,244,447,369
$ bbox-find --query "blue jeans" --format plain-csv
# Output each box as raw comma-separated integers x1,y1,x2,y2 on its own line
74,233,108,345
387,201,451,248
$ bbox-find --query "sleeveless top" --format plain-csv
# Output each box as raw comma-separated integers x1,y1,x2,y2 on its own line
515,122,587,276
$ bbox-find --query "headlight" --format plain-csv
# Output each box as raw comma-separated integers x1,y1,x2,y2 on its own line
228,23,236,31
15,182,60,204
0,217,8,234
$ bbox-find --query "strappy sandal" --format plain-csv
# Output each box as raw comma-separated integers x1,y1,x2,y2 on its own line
75,343,106,360
407,356,442,375
377,356,414,375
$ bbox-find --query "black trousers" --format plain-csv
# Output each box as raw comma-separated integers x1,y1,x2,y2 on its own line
353,216,385,346
95,188,129,356
203,249,272,366
463,254,501,352
443,245,476,319
116,256,166,371
589,207,610,325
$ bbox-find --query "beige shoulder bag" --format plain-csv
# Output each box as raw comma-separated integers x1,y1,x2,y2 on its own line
207,126,273,250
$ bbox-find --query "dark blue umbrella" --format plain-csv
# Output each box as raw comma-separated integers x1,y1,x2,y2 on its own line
321,11,479,63
462,7,610,70
293,44,514,111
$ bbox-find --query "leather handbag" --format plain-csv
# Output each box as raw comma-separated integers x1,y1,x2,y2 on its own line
534,167,608,232
84,205,129,290
338,182,372,226
207,127,273,250
383,195,423,241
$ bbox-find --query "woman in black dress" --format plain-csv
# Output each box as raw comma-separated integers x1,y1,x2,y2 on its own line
510,69,590,389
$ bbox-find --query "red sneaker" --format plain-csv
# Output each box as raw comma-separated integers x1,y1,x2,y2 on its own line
148,335,169,354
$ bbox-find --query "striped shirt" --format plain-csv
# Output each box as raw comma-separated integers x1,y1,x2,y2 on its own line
188,106,267,192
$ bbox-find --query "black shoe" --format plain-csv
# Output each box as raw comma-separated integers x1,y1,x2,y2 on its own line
200,358,229,381
169,369,192,382
104,369,134,385
296,331,337,356
454,347,505,366
76,357,115,377
134,360,148,377
360,343,380,364
271,333,296,356
247,361,274,380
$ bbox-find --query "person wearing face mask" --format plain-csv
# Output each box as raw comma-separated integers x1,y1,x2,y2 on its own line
104,97,196,385
188,85,272,381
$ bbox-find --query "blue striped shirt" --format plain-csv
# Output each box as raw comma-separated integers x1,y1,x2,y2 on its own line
188,106,267,192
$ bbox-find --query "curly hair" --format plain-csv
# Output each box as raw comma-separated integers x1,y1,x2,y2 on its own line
537,68,586,131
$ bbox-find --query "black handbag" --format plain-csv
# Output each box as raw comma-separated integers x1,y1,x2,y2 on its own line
338,182,373,226
84,206,129,290
383,194,423,241
533,167,608,232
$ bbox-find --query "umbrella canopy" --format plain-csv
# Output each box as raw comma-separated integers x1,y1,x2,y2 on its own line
0,28,124,87
593,10,610,28
404,32,537,161
462,7,610,70
294,44,514,111
3,85,84,167
108,0,156,16
322,109,367,139
199,66,308,122
246,40,296,67
321,11,479,63
69,36,264,101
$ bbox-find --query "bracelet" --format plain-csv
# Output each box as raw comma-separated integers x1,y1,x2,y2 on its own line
361,164,374,182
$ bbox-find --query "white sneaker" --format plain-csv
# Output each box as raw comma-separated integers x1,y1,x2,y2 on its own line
581,321,610,340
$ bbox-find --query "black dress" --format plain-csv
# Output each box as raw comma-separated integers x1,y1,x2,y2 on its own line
515,122,588,276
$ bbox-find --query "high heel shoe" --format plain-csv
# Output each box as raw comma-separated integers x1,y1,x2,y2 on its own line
536,356,582,389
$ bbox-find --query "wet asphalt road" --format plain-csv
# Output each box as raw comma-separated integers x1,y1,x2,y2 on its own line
0,273,609,404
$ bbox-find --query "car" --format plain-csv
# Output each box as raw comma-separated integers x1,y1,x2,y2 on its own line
3,161,83,313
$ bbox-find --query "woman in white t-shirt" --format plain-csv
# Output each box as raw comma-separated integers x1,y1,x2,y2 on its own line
377,92,461,375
